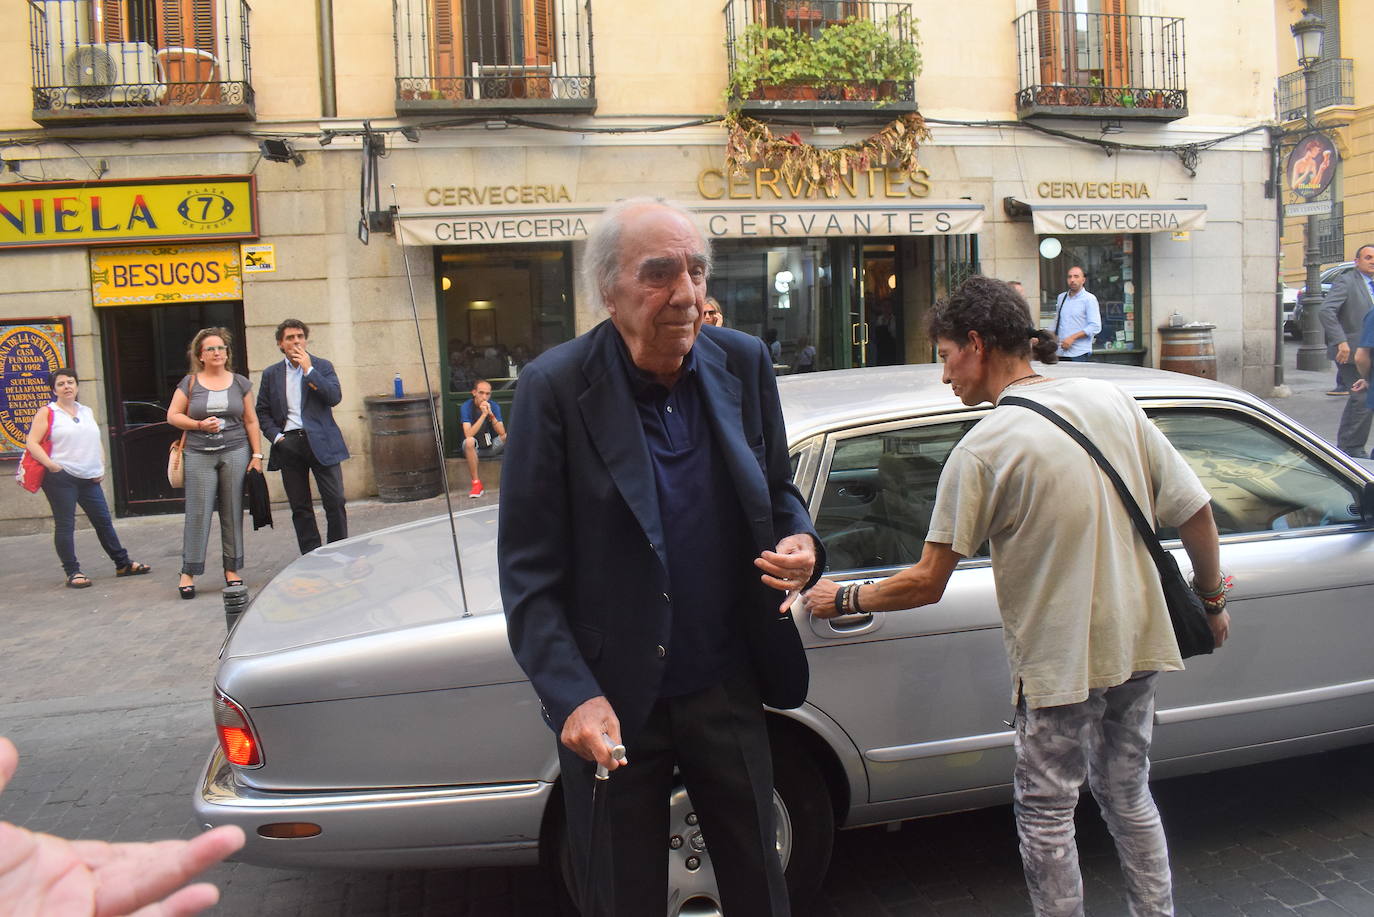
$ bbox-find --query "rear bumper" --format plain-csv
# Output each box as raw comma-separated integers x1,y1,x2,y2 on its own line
192,748,550,870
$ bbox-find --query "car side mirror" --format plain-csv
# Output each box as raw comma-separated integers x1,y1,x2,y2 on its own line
1362,482,1374,525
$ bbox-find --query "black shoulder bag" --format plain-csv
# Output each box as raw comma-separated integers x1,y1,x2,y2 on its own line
1000,395,1215,659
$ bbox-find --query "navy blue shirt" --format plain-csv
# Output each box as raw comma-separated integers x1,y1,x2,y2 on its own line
617,339,751,697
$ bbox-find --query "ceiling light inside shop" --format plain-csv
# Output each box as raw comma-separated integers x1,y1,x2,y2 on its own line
441,277,452,291
469,300,493,310
774,270,794,293
887,274,897,290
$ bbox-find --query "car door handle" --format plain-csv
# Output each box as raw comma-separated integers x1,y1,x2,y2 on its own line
836,484,874,500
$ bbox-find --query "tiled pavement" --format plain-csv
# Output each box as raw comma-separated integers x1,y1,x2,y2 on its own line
2,346,1373,915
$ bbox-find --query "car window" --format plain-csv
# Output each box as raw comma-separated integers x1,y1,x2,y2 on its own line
1149,408,1363,537
815,419,981,572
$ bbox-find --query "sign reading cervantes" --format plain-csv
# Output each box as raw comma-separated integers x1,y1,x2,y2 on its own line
0,319,70,456
395,202,985,246
0,176,258,249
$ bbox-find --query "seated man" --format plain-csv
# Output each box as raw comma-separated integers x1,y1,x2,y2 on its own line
462,379,506,498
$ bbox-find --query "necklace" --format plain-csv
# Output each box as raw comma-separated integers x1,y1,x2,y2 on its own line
1000,373,1043,395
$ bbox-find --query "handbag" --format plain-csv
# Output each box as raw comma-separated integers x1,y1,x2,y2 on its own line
15,406,54,493
167,432,187,489
168,375,194,489
1001,396,1216,659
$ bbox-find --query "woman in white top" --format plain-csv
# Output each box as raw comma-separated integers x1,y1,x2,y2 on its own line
24,368,151,588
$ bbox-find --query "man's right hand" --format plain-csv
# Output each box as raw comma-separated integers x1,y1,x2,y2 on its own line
561,696,624,771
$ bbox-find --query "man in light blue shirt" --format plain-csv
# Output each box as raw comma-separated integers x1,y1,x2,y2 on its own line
1053,266,1101,361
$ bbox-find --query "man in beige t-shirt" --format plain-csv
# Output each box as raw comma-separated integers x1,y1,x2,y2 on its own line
806,276,1228,916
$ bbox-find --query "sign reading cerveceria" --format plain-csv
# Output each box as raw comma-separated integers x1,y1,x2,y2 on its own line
0,176,258,249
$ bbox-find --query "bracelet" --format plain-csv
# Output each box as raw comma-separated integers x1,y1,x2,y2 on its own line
1201,593,1227,615
1191,572,1233,601
833,585,847,617
851,583,865,614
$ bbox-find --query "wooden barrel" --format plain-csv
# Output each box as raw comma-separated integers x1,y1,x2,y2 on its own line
364,394,442,502
1158,325,1217,380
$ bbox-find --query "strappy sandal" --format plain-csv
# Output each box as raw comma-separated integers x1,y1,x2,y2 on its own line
66,571,92,589
116,562,152,577
179,584,197,600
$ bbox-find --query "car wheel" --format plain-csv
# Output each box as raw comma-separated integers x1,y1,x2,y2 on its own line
546,739,834,916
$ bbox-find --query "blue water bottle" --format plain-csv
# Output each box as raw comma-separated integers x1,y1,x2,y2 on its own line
393,373,404,398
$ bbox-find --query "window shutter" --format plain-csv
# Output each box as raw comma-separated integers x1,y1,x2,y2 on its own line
1036,0,1063,87
430,0,462,79
97,0,125,41
524,0,554,66
157,0,217,54
1101,0,1129,90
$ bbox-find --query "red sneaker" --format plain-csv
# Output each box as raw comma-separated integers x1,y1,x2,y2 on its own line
469,480,484,498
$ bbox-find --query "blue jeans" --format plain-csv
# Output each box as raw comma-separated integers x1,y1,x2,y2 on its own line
40,470,130,576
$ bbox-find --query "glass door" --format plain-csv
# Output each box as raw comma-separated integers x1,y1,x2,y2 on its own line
100,301,245,516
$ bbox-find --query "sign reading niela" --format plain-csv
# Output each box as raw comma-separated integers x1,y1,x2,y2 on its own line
0,176,258,249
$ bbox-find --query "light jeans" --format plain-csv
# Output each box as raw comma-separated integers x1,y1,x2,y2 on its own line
1014,671,1173,917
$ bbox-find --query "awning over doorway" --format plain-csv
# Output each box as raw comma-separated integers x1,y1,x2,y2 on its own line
1003,198,1207,234
394,202,985,247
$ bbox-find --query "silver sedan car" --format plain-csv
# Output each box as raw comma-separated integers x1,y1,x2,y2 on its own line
195,362,1374,915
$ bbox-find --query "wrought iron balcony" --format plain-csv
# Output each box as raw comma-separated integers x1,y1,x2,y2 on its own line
1278,58,1354,123
1014,9,1186,122
724,0,919,117
28,0,253,124
394,0,595,114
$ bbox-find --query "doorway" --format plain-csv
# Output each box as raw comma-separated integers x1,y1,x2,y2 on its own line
99,301,245,516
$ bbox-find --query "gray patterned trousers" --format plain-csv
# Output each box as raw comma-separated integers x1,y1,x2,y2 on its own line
181,446,249,576
1014,671,1173,917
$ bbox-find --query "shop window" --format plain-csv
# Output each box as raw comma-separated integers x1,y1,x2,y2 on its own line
710,239,833,374
1037,233,1143,359
436,245,574,452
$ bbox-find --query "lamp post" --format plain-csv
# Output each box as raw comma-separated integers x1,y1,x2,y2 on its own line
1293,9,1329,372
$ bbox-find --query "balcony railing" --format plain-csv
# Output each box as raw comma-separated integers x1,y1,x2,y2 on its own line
1278,58,1354,122
1316,201,1345,264
394,0,594,113
1014,9,1186,121
724,0,918,116
29,0,253,124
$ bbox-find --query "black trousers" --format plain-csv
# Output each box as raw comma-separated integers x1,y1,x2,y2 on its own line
557,670,789,917
275,432,347,553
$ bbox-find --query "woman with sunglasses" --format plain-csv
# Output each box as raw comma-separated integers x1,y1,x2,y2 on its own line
166,328,263,599
24,368,151,588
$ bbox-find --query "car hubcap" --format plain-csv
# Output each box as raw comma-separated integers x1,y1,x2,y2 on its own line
665,783,792,917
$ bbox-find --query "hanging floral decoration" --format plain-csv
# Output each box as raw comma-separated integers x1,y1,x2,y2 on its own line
723,111,931,195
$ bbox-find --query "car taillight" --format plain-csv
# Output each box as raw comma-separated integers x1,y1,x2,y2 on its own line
214,688,262,767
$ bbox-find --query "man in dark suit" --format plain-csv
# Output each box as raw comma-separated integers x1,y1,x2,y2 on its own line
1319,244,1374,457
256,319,349,553
498,199,821,916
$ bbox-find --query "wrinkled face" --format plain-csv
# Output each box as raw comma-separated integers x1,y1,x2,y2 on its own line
937,335,990,406
277,326,308,355
1066,268,1085,293
605,206,708,373
51,373,78,400
1355,247,1374,278
199,335,228,368
471,382,492,404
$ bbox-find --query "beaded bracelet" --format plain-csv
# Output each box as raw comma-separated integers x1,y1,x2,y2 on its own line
833,585,847,617
1191,572,1234,601
851,583,865,614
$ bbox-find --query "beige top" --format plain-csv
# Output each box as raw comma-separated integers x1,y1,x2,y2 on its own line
926,377,1210,708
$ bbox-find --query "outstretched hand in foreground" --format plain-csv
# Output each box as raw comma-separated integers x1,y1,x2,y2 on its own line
0,736,244,916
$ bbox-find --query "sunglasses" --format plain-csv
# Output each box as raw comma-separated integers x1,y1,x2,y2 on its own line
202,345,228,352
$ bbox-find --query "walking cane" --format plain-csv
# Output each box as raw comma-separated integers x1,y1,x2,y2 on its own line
582,735,628,917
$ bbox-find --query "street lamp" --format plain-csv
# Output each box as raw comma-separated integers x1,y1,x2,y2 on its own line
1292,9,1329,372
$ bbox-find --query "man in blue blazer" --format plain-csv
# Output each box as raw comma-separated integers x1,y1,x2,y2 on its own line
1319,244,1374,456
256,319,349,553
499,200,822,916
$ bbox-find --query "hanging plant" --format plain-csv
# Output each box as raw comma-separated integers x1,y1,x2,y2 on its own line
723,111,931,195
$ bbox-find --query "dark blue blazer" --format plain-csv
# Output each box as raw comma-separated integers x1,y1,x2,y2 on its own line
498,321,822,735
256,356,349,468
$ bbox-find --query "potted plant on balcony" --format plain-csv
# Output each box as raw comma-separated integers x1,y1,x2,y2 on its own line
812,12,921,102
726,24,822,101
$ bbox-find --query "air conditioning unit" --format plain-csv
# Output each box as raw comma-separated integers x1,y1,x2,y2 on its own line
471,62,561,100
62,42,165,105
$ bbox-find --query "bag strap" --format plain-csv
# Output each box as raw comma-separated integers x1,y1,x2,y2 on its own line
999,395,1173,572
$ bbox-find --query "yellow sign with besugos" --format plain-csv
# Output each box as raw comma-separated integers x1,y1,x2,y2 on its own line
0,176,257,249
90,244,243,307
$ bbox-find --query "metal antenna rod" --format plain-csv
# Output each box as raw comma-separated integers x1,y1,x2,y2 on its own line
389,183,470,616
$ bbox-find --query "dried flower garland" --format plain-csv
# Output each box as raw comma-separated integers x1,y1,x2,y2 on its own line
724,111,931,195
